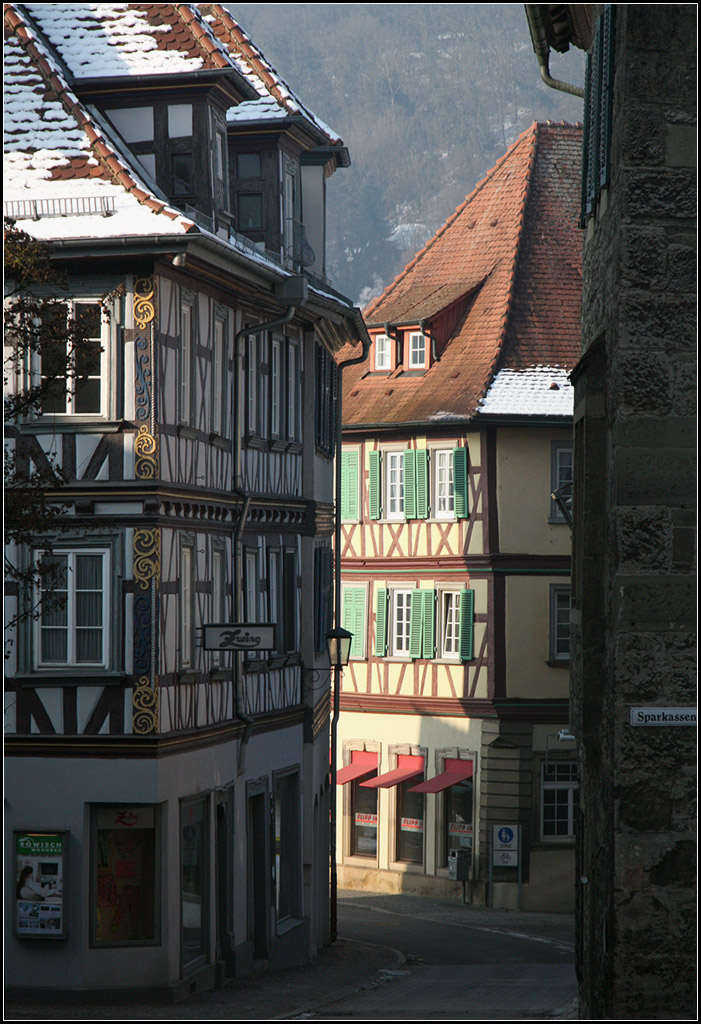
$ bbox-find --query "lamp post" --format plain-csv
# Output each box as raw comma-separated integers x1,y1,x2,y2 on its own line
326,626,353,943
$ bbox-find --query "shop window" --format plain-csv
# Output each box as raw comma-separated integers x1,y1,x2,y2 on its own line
396,757,425,864
92,806,157,946
181,796,208,970
350,752,378,857
444,760,474,865
541,761,578,840
274,771,301,922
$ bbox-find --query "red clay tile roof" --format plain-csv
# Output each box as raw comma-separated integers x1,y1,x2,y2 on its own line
344,122,582,427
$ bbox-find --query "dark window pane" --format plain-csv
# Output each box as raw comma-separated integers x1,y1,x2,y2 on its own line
237,153,261,178
95,807,156,944
238,193,263,229
74,377,101,414
445,778,473,861
75,303,101,338
397,780,423,863
172,153,193,195
352,775,378,856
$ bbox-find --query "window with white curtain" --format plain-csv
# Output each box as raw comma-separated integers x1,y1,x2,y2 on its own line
36,550,109,667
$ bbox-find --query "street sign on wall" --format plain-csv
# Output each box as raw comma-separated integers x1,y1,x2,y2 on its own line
492,824,519,866
202,623,276,651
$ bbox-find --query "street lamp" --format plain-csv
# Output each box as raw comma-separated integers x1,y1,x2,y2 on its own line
326,625,353,943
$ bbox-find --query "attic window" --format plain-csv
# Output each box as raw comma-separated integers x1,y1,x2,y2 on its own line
375,334,392,371
172,153,193,195
168,103,193,138
238,153,262,179
408,332,426,369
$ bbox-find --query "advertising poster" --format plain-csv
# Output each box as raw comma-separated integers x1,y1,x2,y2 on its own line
15,832,66,938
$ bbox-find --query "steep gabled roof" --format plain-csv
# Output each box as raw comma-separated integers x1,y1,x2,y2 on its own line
4,6,196,239
344,122,582,427
196,3,343,146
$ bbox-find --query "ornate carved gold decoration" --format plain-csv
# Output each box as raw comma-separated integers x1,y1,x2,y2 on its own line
134,277,156,330
132,675,158,734
133,527,160,590
135,423,159,479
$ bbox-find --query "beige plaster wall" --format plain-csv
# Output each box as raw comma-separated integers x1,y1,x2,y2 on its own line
505,575,570,699
496,427,572,554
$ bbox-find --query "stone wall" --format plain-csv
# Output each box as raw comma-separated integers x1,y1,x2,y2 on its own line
572,5,696,1018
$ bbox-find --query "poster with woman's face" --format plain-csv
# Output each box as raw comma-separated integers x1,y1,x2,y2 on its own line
15,833,65,938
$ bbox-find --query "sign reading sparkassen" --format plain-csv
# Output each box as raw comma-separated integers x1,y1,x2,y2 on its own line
629,707,697,726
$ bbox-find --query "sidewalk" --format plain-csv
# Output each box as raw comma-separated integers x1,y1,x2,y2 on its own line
4,891,575,1021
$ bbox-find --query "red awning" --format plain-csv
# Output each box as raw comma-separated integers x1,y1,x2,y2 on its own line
336,762,377,785
408,760,473,794
361,754,424,789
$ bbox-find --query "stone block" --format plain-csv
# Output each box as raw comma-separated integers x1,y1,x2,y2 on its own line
616,506,672,571
613,575,697,630
616,449,696,505
618,291,697,346
671,362,698,415
672,527,696,569
614,632,697,704
667,241,698,290
623,107,665,166
665,123,697,168
617,780,673,830
613,353,672,413
621,168,697,221
615,415,696,449
619,226,668,288
626,55,697,107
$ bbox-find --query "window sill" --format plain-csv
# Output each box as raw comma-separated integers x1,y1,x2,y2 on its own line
546,659,570,668
17,419,125,435
17,672,125,687
547,516,569,525
534,838,575,848
176,424,198,440
177,670,198,683
276,915,304,937
209,433,231,451
246,434,267,449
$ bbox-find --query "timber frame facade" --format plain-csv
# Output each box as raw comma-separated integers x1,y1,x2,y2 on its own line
4,3,367,997
335,122,583,911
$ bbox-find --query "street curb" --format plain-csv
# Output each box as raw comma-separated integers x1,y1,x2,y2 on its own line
269,939,407,1020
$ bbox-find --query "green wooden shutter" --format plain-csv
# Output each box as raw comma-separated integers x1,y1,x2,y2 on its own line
415,449,429,519
598,5,615,191
409,589,423,658
421,589,435,659
341,450,359,521
374,587,388,656
453,447,469,518
459,588,475,662
342,587,366,659
368,450,381,520
403,449,417,519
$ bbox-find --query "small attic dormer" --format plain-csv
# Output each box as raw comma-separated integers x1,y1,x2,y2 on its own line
79,68,255,236
227,114,349,278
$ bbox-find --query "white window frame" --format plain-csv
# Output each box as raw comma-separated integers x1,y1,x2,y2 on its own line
270,337,281,438
385,450,404,521
540,760,578,841
211,546,226,666
549,585,571,662
438,590,461,660
180,301,193,425
35,549,110,669
212,316,227,436
37,300,110,419
375,333,391,371
433,449,455,519
408,331,426,369
550,442,573,523
390,589,412,657
287,339,301,442
245,549,259,622
247,333,258,436
180,541,195,670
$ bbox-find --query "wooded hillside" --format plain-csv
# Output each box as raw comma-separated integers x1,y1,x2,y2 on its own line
228,3,585,303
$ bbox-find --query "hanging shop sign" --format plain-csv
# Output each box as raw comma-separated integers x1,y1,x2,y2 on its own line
202,623,276,651
15,831,67,939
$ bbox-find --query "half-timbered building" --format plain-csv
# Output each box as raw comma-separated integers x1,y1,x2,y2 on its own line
336,122,582,911
4,3,367,997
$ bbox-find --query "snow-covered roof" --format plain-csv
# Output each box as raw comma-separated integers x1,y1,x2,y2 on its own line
3,25,193,238
478,367,574,417
226,95,290,125
200,3,342,145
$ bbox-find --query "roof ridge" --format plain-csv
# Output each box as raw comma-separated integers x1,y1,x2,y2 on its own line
3,5,194,230
478,121,541,404
363,121,539,321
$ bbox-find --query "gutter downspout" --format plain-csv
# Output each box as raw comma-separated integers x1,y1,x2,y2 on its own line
233,305,299,775
330,310,371,942
525,4,585,98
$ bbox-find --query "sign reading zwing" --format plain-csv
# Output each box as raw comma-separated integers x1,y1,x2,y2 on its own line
202,624,276,651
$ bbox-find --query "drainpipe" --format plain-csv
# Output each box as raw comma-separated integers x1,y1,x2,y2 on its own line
233,276,309,775
524,5,584,98
330,310,371,941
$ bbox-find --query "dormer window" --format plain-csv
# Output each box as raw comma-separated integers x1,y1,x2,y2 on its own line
238,193,263,229
172,153,193,195
375,334,392,372
238,153,262,179
408,332,427,369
